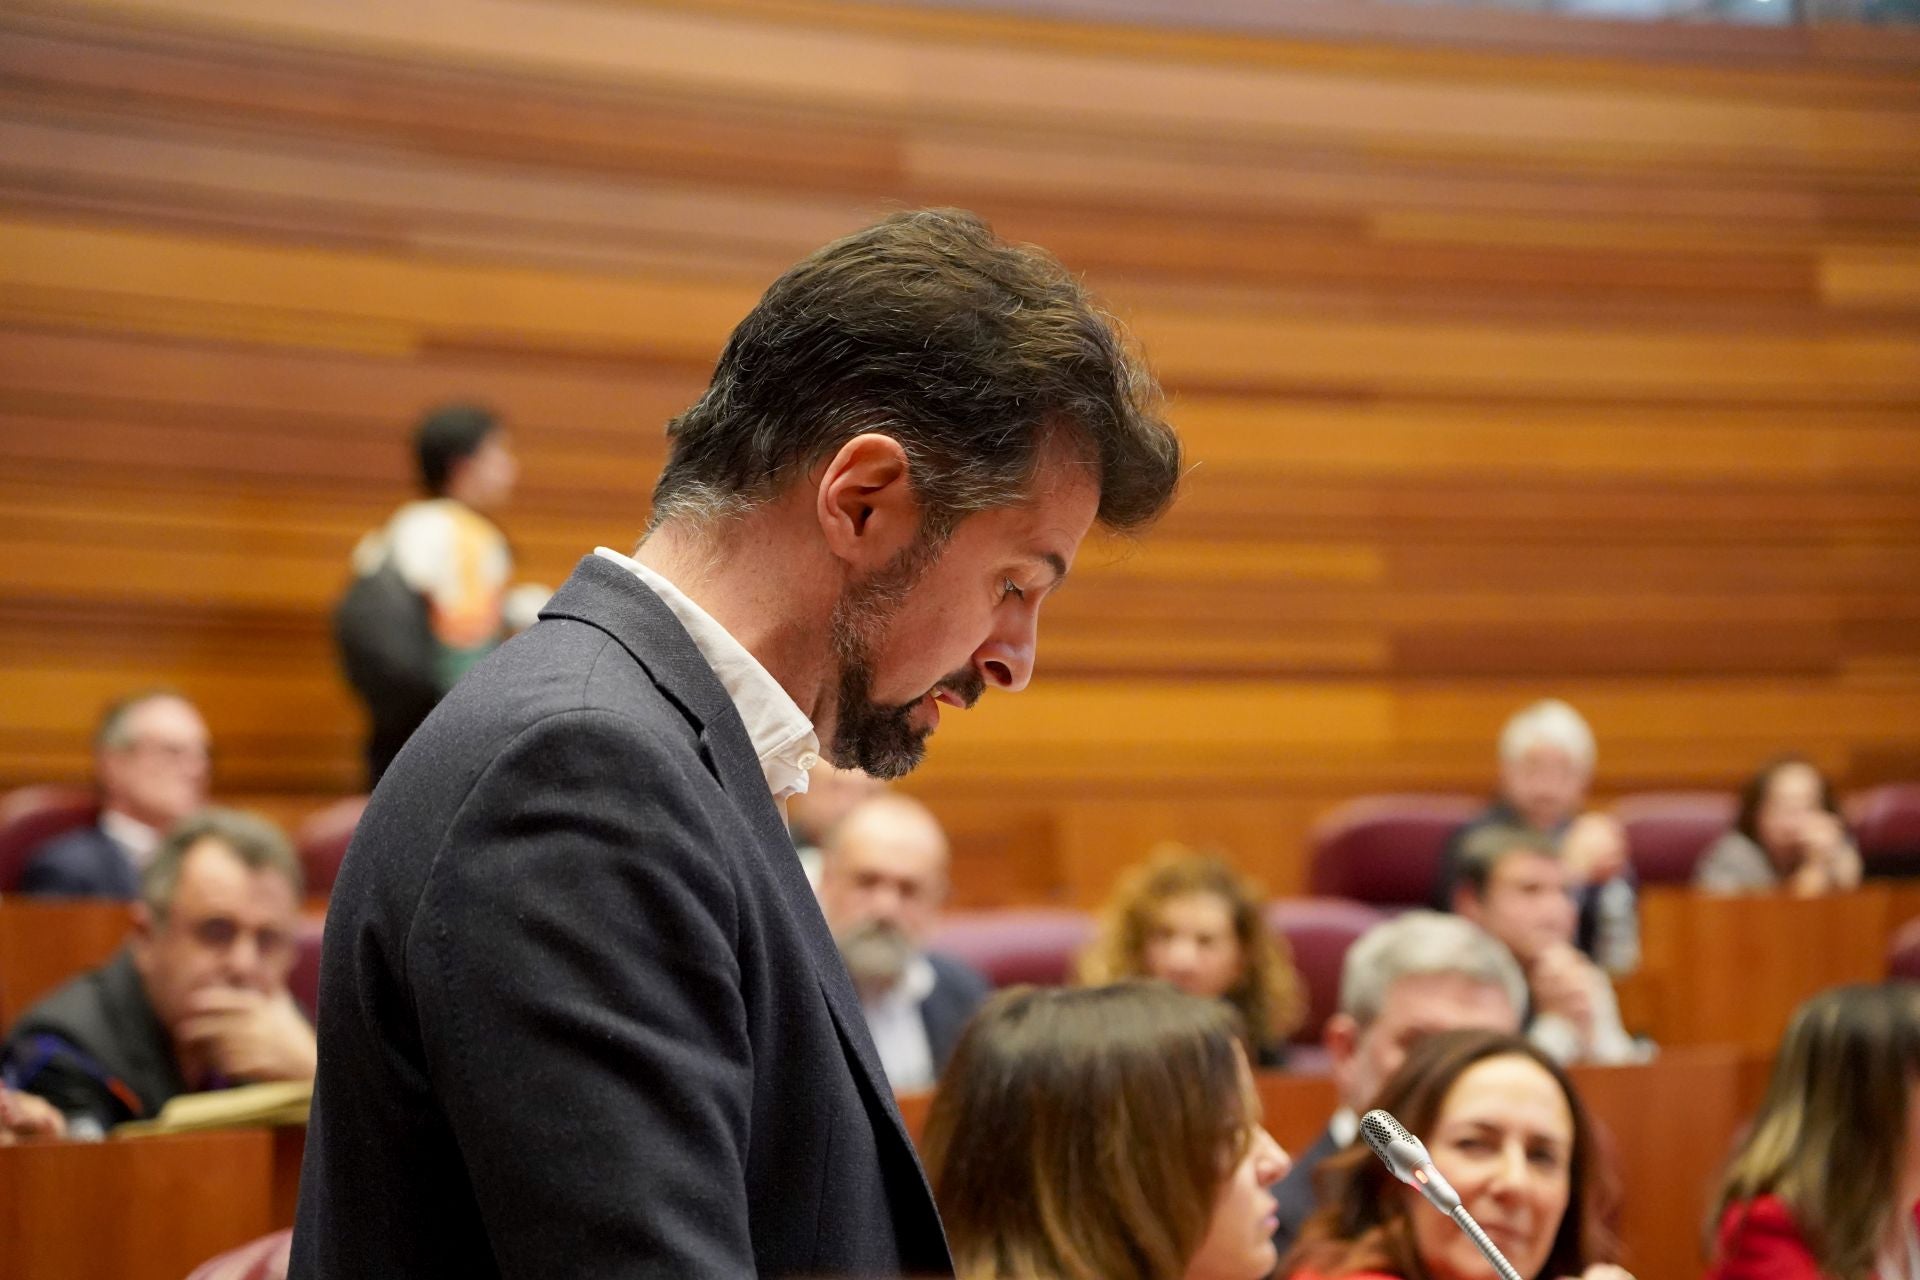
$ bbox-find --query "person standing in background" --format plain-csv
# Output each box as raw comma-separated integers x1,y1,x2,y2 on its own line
335,403,545,787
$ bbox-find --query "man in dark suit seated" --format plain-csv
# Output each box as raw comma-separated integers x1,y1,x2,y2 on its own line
19,689,210,900
1270,911,1524,1255
815,793,990,1090
2,808,316,1138
291,208,1182,1280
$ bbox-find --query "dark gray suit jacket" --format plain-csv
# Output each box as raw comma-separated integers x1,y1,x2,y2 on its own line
19,826,139,900
1271,1124,1341,1258
290,556,951,1279
920,951,991,1075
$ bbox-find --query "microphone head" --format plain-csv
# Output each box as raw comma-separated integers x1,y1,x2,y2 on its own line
1359,1109,1461,1213
1359,1109,1420,1164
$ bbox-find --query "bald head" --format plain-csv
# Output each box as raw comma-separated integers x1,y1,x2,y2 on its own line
817,794,950,948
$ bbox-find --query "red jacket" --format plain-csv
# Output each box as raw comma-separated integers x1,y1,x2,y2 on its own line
1706,1196,1825,1280
1706,1194,1920,1280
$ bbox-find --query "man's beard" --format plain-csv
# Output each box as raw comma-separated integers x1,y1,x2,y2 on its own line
835,917,920,994
826,541,982,781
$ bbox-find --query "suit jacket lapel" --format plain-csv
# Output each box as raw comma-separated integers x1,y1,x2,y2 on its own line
539,556,926,1174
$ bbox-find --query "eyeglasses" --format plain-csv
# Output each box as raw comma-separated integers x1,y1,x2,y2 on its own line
120,738,212,768
182,915,293,962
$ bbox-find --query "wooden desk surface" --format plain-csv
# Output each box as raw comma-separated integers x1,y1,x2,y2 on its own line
1619,883,1909,1054
0,1126,303,1280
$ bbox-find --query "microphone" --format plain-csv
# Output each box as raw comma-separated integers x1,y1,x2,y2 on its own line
1359,1109,1523,1280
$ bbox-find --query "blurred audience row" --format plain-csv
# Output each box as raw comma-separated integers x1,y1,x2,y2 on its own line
924,979,1920,1279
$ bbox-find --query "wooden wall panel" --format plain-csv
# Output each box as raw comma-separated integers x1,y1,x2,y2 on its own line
0,0,1916,905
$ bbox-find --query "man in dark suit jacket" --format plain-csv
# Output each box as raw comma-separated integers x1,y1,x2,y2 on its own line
815,793,992,1089
292,209,1182,1279
19,690,210,899
4,808,316,1136
1271,912,1523,1255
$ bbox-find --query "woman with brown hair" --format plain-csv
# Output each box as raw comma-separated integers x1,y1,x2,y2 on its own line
1695,756,1863,897
1078,847,1306,1067
923,983,1291,1280
1705,983,1920,1280
1282,1030,1629,1280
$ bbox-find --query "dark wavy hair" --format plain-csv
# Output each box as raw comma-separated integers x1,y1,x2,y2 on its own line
1734,754,1843,849
1284,1030,1619,1279
650,208,1180,541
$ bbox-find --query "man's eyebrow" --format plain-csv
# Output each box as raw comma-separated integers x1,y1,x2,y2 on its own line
1035,552,1069,586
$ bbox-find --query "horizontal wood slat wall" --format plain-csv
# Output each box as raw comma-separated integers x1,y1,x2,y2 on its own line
2,0,1917,906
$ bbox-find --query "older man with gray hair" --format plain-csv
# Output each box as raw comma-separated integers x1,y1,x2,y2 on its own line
814,793,989,1091
1432,698,1639,972
3,807,314,1136
1270,911,1525,1254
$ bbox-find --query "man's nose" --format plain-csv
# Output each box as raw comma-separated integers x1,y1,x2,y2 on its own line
973,607,1038,693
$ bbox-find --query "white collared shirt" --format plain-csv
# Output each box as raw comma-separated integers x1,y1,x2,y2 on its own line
593,547,820,803
100,809,162,872
861,955,938,1092
1330,1106,1360,1148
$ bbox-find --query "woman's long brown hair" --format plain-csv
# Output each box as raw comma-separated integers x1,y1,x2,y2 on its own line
1712,983,1920,1280
923,983,1256,1280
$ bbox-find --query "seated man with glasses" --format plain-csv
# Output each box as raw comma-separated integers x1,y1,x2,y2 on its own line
20,689,212,900
2,808,314,1136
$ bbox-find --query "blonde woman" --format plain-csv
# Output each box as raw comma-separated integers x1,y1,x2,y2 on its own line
1706,984,1920,1279
1080,847,1306,1066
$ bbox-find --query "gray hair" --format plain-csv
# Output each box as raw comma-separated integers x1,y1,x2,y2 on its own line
1338,911,1527,1027
95,688,195,751
1498,698,1596,775
142,807,303,920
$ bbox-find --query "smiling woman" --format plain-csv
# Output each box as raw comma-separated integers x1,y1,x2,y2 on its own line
1281,1030,1626,1280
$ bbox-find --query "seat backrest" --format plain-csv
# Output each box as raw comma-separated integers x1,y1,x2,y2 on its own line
1846,783,1920,878
1613,791,1737,885
293,795,369,897
0,784,98,892
927,909,1096,988
1889,916,1920,982
1264,897,1389,1046
185,1229,292,1280
1307,794,1484,906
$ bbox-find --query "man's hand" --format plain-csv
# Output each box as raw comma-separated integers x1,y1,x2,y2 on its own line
0,1087,66,1143
1531,944,1599,1043
1560,812,1628,886
1563,1267,1635,1280
178,988,318,1084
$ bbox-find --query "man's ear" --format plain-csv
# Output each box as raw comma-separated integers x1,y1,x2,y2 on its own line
128,902,158,972
1323,1011,1359,1060
1451,883,1481,920
815,433,921,571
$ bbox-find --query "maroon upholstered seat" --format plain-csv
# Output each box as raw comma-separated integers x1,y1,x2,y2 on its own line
1846,783,1920,879
1613,791,1736,885
0,784,98,892
1264,897,1389,1046
926,909,1096,988
288,916,326,1021
1306,794,1483,907
185,1228,292,1280
293,795,368,897
1889,916,1920,982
